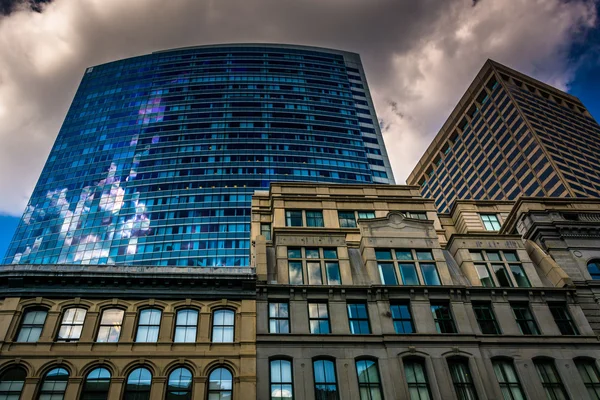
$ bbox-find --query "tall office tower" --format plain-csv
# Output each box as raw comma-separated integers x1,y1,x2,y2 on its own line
407,59,599,212
4,44,394,267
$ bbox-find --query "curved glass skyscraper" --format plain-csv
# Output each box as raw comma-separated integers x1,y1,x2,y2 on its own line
5,44,394,267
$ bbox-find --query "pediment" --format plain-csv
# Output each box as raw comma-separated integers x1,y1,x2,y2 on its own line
359,212,435,237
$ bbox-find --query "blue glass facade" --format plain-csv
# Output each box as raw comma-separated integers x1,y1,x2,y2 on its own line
5,44,394,267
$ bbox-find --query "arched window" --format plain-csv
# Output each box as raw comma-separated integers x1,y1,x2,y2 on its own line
166,367,192,400
492,359,525,400
313,359,339,400
575,359,600,399
212,310,234,343
270,360,293,400
38,367,69,400
80,367,111,400
447,358,478,400
588,261,600,280
57,307,87,342
534,359,568,400
16,308,47,342
355,359,382,400
124,368,152,400
0,366,27,399
135,309,162,343
174,309,198,343
404,358,432,400
208,368,233,399
96,308,124,343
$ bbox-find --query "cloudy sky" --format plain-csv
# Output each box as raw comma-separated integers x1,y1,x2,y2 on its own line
0,0,599,254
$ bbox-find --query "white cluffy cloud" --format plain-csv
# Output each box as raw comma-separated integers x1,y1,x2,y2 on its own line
0,0,597,215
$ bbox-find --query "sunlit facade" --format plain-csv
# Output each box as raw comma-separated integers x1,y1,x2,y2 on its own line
4,44,394,267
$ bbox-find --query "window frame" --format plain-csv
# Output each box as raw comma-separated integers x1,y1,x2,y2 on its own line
447,358,479,400
285,210,303,227
81,367,111,400
548,303,579,336
15,307,48,343
534,359,569,400
56,307,87,342
492,359,526,400
207,367,233,399
261,223,272,240
211,309,235,343
480,213,502,230
430,301,457,334
390,301,415,334
173,308,199,343
270,359,293,400
470,250,531,288
135,308,162,343
287,247,341,285
472,302,501,335
347,303,371,334
268,302,290,334
587,260,600,280
575,358,600,399
338,211,357,228
375,249,441,286
403,357,433,400
355,358,383,400
96,308,124,343
306,210,324,227
166,367,193,400
308,302,330,334
313,358,339,400
38,367,69,400
511,302,540,335
0,366,27,400
124,367,152,400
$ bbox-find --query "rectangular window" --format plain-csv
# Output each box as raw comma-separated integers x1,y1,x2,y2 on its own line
338,211,357,228
357,211,376,219
431,301,457,333
306,210,324,227
269,302,290,334
391,302,415,334
286,210,303,227
511,303,540,335
548,303,579,335
472,302,501,334
287,247,340,285
136,308,162,342
375,249,440,286
57,308,87,342
261,223,271,240
16,309,47,343
481,214,502,230
96,308,124,343
535,360,569,400
471,250,530,288
174,309,198,343
309,303,330,334
348,303,371,334
403,211,428,220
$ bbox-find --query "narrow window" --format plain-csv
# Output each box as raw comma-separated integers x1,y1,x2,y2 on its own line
0,367,26,400
356,359,382,400
57,308,86,342
16,308,47,342
347,303,370,334
166,368,192,400
309,303,330,334
212,309,235,342
286,210,303,227
269,302,290,334
307,261,323,285
306,211,324,227
511,303,540,335
288,248,303,285
472,302,501,334
135,309,162,342
448,359,478,400
548,303,578,336
431,301,457,333
492,263,513,287
480,214,501,231
313,359,339,400
270,360,293,400
38,368,69,400
357,211,376,219
325,261,341,285
534,360,569,400
404,359,432,400
493,360,526,400
390,302,415,334
587,261,600,280
420,263,441,285
338,211,357,228
575,359,600,399
261,223,272,240
208,368,233,399
81,368,111,400
96,309,124,343
124,368,152,400
378,262,398,285
174,309,199,343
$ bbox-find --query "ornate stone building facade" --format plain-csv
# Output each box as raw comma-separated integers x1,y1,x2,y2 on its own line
252,183,600,400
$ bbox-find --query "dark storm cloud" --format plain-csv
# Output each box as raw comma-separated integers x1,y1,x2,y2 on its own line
0,0,597,215
0,0,52,15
